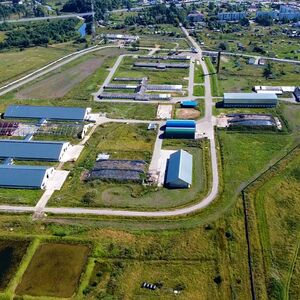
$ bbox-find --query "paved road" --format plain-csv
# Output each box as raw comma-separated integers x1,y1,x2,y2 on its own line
0,42,119,96
203,50,300,65
0,12,94,24
94,54,128,99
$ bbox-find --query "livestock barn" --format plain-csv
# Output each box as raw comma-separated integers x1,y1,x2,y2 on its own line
223,93,278,108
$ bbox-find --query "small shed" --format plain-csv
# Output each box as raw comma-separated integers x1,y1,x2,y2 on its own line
165,150,193,188
180,101,198,108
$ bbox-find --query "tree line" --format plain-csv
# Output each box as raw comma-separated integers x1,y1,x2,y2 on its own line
0,18,80,49
62,0,131,20
124,4,191,26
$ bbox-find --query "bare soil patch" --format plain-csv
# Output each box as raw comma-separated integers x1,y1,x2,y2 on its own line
176,108,200,119
16,57,105,99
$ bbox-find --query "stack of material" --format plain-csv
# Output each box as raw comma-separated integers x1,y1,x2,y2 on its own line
87,160,146,183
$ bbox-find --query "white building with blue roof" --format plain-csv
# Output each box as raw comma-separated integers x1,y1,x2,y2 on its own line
165,149,193,188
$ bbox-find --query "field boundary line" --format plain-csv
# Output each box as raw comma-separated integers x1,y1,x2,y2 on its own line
242,144,300,300
5,238,40,297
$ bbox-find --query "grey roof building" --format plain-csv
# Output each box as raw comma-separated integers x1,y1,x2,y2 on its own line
165,150,193,188
0,165,54,189
0,140,69,161
4,105,90,121
223,93,278,107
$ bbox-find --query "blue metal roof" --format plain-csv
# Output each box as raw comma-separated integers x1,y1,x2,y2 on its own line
4,105,88,121
181,100,197,107
166,150,193,188
0,165,51,189
166,120,196,128
0,140,69,161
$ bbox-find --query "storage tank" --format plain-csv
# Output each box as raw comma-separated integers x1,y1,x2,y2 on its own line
166,120,196,128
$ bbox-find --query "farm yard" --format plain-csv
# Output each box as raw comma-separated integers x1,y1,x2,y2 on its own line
0,11,299,299
48,125,208,210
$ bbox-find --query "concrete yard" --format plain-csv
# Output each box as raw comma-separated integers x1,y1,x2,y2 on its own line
156,150,176,186
61,145,84,162
156,104,173,119
46,170,70,190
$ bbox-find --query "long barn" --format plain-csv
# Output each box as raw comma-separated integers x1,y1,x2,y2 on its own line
0,140,69,161
4,105,91,121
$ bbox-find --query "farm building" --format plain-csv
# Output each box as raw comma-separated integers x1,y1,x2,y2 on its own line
294,87,300,102
87,160,146,183
134,62,189,69
165,120,196,139
0,165,54,189
165,150,193,188
223,93,278,107
0,140,70,161
180,101,197,108
4,105,91,122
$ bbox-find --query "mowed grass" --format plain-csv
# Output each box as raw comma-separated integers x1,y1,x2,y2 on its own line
194,62,204,83
114,56,189,86
0,46,73,85
248,152,300,299
0,188,43,206
16,243,90,298
205,57,220,97
0,239,30,291
193,84,205,96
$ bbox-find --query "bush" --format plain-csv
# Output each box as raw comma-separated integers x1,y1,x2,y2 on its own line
81,190,97,205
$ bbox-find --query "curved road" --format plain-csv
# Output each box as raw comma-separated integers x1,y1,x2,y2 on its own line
0,29,219,217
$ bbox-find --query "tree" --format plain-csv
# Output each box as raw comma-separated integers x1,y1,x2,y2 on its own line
263,62,274,79
81,190,97,205
239,17,249,26
255,15,273,26
218,42,227,51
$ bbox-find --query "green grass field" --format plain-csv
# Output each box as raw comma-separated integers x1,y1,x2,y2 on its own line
96,102,157,120
16,243,89,298
194,62,205,84
244,147,300,299
218,57,300,94
193,84,205,96
199,25,300,60
0,46,73,85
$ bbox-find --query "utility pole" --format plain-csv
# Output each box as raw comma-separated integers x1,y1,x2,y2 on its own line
91,0,96,43
216,51,221,73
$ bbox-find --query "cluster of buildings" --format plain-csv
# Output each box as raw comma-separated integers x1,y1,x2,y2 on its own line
256,5,300,21
0,105,91,190
100,76,183,101
187,4,300,24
